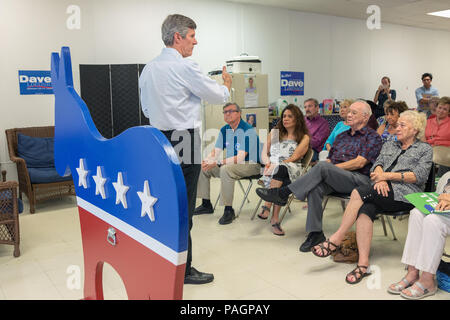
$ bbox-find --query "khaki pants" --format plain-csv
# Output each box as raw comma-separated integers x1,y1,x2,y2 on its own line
197,163,261,206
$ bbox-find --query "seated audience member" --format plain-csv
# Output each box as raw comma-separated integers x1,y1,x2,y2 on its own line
304,98,330,162
388,171,450,300
323,99,353,151
365,100,380,131
425,97,450,176
194,102,261,225
377,100,395,127
415,73,439,113
425,96,450,147
376,101,408,143
311,111,432,285
258,105,310,236
427,96,440,119
256,100,382,252
373,76,396,118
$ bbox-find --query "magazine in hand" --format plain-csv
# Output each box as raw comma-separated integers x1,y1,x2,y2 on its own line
404,192,450,216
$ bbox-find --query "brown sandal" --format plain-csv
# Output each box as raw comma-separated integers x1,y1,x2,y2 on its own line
345,265,371,285
311,239,340,258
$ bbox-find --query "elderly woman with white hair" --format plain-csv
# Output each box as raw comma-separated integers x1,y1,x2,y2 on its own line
311,110,433,285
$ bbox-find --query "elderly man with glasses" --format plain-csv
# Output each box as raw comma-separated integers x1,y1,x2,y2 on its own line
194,102,261,225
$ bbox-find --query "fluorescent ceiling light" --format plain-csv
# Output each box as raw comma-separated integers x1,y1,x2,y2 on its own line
427,10,450,18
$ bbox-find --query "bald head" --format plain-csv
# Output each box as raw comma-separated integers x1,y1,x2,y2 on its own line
346,100,371,132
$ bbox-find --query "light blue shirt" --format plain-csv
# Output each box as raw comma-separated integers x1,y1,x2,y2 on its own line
139,48,230,130
323,121,350,150
415,86,439,111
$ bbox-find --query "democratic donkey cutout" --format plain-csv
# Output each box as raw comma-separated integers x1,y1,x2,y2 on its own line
51,47,188,300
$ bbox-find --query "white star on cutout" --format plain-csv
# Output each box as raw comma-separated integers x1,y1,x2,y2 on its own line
92,166,107,199
76,159,89,189
137,180,158,222
112,172,129,209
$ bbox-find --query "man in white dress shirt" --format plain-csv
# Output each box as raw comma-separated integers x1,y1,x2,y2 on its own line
139,14,232,285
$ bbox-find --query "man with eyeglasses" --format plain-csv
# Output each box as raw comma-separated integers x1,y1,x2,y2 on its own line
256,100,382,253
194,103,261,225
415,73,439,113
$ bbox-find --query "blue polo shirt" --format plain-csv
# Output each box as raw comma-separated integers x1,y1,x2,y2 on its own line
215,119,261,163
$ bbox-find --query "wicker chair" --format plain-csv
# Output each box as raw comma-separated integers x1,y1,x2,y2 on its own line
0,170,20,257
5,126,75,213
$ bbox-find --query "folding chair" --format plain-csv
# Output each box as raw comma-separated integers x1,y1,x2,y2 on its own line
213,174,262,218
251,147,314,221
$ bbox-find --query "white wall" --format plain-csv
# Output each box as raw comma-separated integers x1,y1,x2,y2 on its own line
1,0,449,179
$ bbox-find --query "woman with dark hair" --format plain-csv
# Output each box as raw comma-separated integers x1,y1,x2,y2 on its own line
258,104,310,235
376,101,409,143
374,76,396,118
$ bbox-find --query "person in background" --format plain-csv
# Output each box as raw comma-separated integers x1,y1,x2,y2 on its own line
194,103,261,225
323,99,353,152
311,111,432,286
258,105,310,236
365,100,380,131
425,97,450,147
377,100,395,127
376,101,409,143
139,14,231,285
388,171,450,299
415,73,439,113
427,96,440,119
304,98,330,162
256,101,382,253
425,96,450,176
373,76,396,118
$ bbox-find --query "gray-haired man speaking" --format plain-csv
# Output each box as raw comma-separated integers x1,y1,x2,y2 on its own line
139,14,232,285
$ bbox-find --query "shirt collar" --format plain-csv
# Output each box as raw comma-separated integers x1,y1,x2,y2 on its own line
307,114,321,121
346,125,368,136
226,119,245,131
394,138,421,149
162,47,183,59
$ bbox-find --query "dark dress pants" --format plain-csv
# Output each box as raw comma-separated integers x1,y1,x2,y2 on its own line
161,128,201,276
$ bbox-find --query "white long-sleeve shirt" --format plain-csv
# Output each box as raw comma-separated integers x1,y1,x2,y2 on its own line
139,48,230,131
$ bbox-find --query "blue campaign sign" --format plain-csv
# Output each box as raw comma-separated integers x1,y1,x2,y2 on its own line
280,71,304,96
18,70,53,95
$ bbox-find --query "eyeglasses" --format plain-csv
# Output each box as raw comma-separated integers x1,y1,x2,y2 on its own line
223,110,239,114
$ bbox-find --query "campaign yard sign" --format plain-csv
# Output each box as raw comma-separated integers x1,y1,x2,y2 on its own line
19,70,53,95
280,71,304,96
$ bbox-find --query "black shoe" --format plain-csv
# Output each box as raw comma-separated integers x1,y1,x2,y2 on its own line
194,203,214,215
255,188,288,206
184,267,214,285
299,231,326,253
218,208,235,225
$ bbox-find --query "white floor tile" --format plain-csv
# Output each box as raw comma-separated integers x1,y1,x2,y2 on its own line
0,185,448,300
